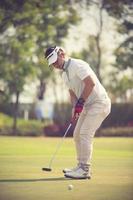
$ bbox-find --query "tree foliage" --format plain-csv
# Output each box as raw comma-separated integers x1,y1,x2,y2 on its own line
75,0,133,101
115,37,133,70
105,0,133,101
0,0,80,132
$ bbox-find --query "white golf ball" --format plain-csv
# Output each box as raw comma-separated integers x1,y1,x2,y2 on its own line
68,184,73,190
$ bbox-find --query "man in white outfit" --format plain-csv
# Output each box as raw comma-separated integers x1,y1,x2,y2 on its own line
44,46,111,179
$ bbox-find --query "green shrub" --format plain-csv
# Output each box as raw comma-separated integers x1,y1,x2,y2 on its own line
0,113,133,137
0,113,44,136
96,127,133,137
17,120,44,136
0,113,12,127
0,113,12,135
44,123,133,137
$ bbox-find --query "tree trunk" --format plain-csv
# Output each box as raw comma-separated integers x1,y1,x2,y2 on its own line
12,91,20,135
95,1,103,83
37,78,46,100
95,35,101,82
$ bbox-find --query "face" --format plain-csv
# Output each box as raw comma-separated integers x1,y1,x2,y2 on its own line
52,51,65,70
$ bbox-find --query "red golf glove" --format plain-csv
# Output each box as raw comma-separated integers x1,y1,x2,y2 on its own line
73,98,85,120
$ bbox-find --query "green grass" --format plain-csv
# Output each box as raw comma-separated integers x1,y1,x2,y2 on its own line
0,136,133,200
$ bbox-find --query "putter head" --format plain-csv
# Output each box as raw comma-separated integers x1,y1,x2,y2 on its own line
42,167,52,172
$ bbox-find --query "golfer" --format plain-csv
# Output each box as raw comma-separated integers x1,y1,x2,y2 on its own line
44,46,111,179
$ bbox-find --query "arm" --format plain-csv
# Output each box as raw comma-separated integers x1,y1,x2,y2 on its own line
69,75,95,105
73,75,95,120
69,89,78,107
80,75,95,101
69,89,78,121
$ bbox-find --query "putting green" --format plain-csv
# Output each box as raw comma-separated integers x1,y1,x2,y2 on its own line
0,136,133,200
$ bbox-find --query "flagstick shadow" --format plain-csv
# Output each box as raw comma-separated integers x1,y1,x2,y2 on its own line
0,177,73,183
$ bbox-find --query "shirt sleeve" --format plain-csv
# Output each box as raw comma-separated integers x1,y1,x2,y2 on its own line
76,62,91,80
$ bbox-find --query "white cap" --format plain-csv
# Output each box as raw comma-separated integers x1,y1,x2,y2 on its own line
46,46,60,65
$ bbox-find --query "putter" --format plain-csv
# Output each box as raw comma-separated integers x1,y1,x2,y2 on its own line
42,122,73,172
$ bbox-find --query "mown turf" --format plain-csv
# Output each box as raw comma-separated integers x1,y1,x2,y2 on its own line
0,136,133,200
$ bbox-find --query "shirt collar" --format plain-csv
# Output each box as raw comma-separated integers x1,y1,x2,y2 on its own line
63,58,71,71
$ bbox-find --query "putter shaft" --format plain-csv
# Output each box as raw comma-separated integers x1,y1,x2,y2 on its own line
48,123,72,169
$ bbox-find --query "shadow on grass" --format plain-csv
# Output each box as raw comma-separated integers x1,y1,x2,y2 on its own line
0,177,73,183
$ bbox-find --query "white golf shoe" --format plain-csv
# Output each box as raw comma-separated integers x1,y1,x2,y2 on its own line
64,166,91,179
63,165,81,173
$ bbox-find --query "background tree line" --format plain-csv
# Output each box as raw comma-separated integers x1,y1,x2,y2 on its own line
0,0,132,133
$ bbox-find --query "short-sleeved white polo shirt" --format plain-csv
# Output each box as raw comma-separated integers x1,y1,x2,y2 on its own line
62,58,109,106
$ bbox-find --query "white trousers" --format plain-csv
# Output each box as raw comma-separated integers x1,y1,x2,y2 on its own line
73,98,111,165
